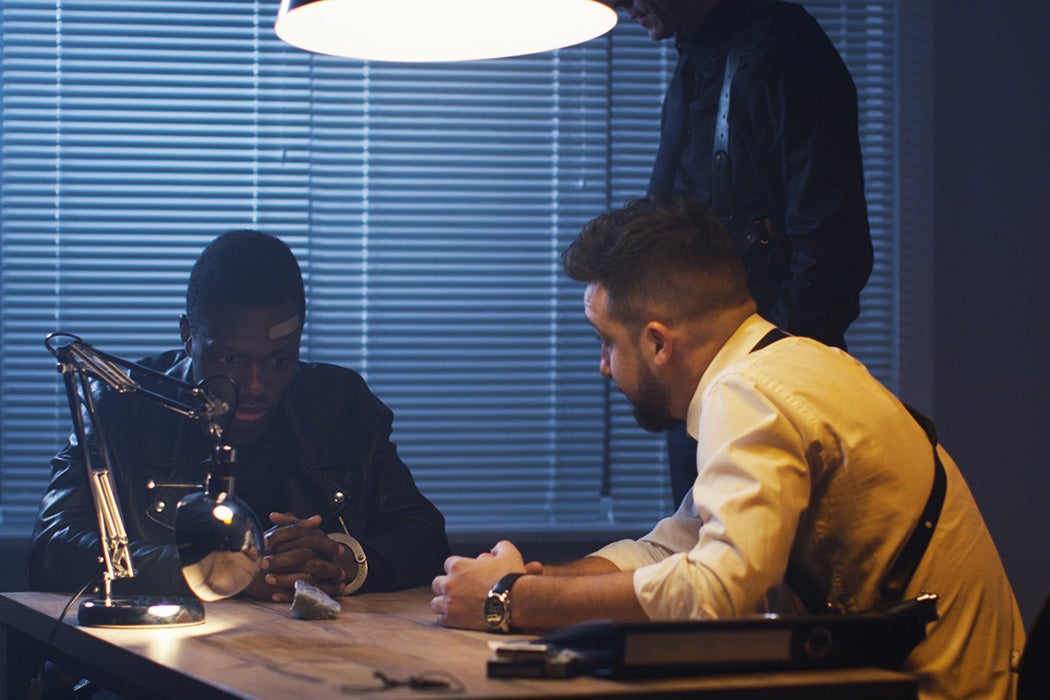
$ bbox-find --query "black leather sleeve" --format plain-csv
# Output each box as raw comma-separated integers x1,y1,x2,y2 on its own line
270,363,451,592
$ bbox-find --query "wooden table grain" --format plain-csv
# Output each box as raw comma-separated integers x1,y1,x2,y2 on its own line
0,589,917,699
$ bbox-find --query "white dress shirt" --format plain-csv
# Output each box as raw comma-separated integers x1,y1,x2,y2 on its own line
593,314,1023,699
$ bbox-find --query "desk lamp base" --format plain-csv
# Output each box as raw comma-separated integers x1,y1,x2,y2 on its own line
78,595,205,628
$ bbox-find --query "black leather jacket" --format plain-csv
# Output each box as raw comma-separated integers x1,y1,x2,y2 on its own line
26,350,450,596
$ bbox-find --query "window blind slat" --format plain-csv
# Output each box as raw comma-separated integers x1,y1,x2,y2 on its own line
1,1,897,535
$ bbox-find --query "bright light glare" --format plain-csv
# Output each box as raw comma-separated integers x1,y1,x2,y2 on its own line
275,0,618,63
212,504,235,525
146,604,183,618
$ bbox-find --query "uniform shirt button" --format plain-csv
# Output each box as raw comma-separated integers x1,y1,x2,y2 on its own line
332,491,346,505
154,501,166,513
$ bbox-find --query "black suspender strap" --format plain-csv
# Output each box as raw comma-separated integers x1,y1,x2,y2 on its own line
749,329,947,613
879,406,947,600
749,327,789,352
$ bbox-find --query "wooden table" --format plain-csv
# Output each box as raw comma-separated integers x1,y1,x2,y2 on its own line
0,589,916,699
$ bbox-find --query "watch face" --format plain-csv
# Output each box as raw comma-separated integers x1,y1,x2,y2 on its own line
484,594,508,630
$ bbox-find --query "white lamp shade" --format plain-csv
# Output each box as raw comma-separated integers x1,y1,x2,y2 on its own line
274,0,618,63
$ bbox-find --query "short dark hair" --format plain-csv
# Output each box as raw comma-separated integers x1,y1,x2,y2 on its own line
186,229,305,329
561,194,750,326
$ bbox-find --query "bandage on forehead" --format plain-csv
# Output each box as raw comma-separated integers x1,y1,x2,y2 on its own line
269,313,301,340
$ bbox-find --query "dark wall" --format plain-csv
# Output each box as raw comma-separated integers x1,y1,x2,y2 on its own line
933,0,1050,626
0,539,28,591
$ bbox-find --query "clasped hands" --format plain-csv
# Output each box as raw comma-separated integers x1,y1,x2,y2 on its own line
430,540,542,630
241,512,357,603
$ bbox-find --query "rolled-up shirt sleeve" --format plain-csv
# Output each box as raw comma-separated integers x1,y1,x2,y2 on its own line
624,369,813,621
591,532,680,573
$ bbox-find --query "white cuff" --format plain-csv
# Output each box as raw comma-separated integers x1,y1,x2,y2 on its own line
328,532,368,595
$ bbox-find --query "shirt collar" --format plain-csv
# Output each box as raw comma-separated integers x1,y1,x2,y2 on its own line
685,313,776,438
677,0,773,65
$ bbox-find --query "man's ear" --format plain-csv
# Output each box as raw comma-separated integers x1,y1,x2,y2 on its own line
643,321,674,368
179,314,192,350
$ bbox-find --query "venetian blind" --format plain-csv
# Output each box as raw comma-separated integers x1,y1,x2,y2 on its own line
0,1,896,536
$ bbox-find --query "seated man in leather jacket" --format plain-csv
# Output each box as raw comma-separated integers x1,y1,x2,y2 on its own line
26,229,450,602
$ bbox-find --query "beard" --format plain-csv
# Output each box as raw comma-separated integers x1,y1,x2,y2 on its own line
626,360,680,434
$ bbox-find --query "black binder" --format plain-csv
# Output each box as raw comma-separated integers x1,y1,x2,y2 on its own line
530,594,937,679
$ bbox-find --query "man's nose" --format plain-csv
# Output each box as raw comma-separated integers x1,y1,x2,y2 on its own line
239,361,267,397
599,354,612,379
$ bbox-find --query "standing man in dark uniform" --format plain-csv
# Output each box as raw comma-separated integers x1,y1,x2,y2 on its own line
609,0,874,504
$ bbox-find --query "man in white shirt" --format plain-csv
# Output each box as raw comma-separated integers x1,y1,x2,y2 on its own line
431,194,1024,698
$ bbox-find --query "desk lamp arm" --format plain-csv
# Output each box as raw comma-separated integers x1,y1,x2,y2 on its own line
45,332,232,597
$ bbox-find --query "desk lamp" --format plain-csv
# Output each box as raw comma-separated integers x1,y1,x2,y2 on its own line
274,0,618,63
45,333,265,628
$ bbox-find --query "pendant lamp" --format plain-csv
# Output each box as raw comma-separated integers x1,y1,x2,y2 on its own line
274,0,618,63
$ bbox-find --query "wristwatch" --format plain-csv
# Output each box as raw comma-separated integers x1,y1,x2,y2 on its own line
484,572,526,633
328,532,368,595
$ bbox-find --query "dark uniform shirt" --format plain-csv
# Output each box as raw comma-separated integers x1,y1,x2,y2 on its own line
650,0,873,349
653,0,874,505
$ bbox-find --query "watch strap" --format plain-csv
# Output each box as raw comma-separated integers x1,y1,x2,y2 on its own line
491,572,525,595
486,572,526,633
